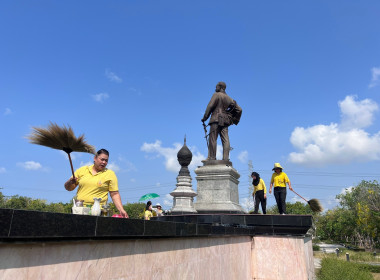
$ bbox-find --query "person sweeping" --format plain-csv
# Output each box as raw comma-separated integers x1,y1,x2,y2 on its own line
268,162,323,214
269,163,293,215
251,172,267,214
64,148,129,218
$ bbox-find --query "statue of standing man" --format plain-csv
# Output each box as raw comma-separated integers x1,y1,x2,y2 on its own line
201,82,242,162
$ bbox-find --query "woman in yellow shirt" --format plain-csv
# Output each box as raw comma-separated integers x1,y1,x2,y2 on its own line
144,200,157,220
251,172,267,214
269,163,293,214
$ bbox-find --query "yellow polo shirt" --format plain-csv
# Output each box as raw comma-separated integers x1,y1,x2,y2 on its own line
144,210,157,220
74,165,118,206
253,178,267,194
270,172,290,188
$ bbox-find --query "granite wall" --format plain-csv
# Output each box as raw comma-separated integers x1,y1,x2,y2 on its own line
0,235,314,280
0,209,315,279
0,236,252,280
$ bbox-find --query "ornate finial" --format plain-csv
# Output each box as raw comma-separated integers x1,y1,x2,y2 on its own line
177,136,192,176
184,134,186,145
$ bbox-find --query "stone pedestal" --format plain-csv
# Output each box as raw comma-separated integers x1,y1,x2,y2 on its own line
170,176,197,214
194,162,245,213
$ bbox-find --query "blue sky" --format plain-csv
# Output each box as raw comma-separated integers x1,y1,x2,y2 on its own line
1,1,380,212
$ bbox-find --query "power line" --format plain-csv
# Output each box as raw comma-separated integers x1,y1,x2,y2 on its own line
238,169,380,178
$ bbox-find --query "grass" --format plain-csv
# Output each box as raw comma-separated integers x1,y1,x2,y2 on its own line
314,250,379,263
315,250,380,280
318,258,374,280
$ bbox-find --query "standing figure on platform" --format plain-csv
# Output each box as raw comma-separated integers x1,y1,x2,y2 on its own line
251,172,267,214
144,200,156,220
269,163,293,214
154,203,164,216
64,148,129,218
201,81,242,161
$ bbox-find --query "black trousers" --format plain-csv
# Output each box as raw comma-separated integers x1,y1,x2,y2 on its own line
208,123,230,160
274,187,287,214
253,190,266,214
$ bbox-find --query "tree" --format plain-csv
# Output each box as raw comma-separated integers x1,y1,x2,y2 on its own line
322,180,380,249
109,202,146,219
316,207,355,243
124,202,146,219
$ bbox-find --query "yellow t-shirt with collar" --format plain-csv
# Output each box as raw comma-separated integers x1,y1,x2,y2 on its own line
74,165,118,206
253,178,267,194
144,210,157,220
270,172,290,188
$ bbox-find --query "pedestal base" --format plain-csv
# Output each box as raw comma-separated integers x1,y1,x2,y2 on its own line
170,176,197,214
194,162,245,214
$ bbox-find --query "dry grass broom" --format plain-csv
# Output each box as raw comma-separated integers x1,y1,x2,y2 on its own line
26,122,96,178
291,189,323,213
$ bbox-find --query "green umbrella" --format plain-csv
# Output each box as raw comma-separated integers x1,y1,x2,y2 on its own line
139,193,160,202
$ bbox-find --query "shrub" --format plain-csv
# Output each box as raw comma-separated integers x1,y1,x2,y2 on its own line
313,244,320,251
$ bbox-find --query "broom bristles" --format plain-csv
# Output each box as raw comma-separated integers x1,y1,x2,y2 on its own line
27,122,95,154
308,199,323,213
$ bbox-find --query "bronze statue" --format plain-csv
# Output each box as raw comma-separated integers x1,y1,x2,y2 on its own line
201,82,242,161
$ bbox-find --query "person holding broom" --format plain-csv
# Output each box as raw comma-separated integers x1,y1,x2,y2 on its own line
269,163,293,215
64,149,129,218
251,172,267,214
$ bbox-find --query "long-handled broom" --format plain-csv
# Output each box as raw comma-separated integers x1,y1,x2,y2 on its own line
26,122,96,178
291,189,323,213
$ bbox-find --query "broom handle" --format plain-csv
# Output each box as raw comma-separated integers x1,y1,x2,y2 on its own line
291,189,308,203
67,153,75,178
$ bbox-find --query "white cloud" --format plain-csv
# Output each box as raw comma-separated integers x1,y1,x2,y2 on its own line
17,161,42,170
107,162,120,172
4,108,12,116
0,167,6,173
92,93,109,103
289,95,380,166
80,161,93,167
369,67,380,88
216,144,223,160
163,193,173,208
141,140,207,173
105,69,122,83
141,140,182,173
238,150,249,163
240,197,253,212
339,95,378,129
339,186,354,197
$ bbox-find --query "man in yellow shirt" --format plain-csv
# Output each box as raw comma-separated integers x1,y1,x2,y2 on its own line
64,149,129,218
269,163,293,215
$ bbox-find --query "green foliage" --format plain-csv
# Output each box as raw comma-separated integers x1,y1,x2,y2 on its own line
0,191,146,218
0,192,72,214
316,207,356,243
108,202,145,219
124,202,146,219
313,244,320,251
338,249,380,263
267,201,314,215
318,257,374,280
324,180,380,249
358,263,380,274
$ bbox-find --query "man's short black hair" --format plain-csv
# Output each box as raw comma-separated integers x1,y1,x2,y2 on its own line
97,149,109,156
